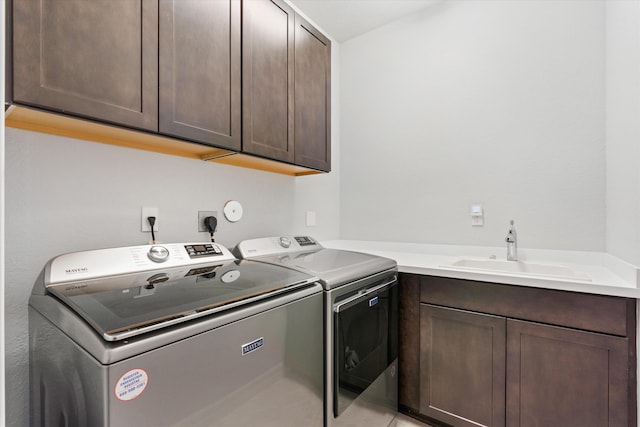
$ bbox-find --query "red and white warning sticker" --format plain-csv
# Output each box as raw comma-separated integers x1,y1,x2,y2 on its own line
115,368,148,401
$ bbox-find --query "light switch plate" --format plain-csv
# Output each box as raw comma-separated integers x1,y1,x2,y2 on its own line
306,211,317,227
470,204,484,226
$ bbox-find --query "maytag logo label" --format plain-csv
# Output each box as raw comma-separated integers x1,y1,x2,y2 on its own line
242,337,264,356
65,267,89,275
64,283,88,292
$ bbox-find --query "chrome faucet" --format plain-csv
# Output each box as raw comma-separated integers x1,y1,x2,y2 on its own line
505,220,518,261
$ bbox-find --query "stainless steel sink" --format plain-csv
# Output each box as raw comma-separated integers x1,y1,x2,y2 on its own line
445,258,591,281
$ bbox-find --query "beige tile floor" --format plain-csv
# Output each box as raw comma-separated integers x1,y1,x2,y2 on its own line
395,412,437,427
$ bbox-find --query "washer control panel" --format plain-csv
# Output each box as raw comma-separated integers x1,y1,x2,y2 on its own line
184,244,224,258
46,242,236,285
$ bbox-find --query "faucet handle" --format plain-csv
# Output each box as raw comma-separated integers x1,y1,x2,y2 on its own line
506,220,517,242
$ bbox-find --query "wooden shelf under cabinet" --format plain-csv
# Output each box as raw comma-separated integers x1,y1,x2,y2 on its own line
5,105,323,177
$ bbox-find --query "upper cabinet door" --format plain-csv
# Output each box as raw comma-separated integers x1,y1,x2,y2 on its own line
294,15,331,172
12,0,158,131
159,0,241,150
242,0,295,163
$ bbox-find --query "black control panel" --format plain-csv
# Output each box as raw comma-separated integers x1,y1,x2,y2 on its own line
184,244,223,258
294,236,316,247
184,265,219,277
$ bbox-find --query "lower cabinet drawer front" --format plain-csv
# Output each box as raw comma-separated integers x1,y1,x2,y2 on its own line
419,275,633,337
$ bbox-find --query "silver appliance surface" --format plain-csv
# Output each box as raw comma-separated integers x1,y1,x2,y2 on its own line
29,242,324,426
234,236,399,427
233,235,396,290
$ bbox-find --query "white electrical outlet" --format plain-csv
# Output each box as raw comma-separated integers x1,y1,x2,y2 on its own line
141,207,159,231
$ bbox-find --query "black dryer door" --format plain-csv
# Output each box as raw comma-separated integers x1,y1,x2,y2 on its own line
333,275,398,416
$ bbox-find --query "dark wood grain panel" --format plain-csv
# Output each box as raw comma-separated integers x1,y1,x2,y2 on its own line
506,319,629,427
242,0,295,162
420,305,506,427
294,15,331,172
5,0,13,104
159,0,241,150
13,0,158,131
420,276,632,336
398,273,421,412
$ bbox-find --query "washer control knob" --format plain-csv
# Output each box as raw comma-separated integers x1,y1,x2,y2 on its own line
148,246,170,263
279,237,291,248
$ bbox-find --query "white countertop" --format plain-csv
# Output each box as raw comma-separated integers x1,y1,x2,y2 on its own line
321,240,640,299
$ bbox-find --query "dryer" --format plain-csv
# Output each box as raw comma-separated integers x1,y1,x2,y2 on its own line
234,236,399,427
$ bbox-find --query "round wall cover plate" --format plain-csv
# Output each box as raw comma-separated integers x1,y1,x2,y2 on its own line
224,200,243,222
221,270,240,283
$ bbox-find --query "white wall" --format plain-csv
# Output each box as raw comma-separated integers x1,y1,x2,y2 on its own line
605,0,640,266
340,0,606,251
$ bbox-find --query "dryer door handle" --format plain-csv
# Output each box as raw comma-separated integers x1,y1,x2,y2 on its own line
333,276,397,313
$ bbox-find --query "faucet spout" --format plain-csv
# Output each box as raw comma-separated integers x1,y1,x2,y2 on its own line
505,220,518,261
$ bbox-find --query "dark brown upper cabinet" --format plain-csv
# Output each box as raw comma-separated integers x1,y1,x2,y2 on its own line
9,0,331,174
12,0,159,132
242,0,295,164
243,0,331,172
294,15,331,171
159,0,241,150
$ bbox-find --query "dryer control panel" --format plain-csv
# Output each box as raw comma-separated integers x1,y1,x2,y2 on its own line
234,236,323,258
294,236,316,247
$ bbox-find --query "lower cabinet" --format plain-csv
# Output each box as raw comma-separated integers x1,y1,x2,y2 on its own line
420,305,505,427
399,274,636,427
506,319,629,427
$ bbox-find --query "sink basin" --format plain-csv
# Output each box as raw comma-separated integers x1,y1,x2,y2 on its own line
445,259,591,282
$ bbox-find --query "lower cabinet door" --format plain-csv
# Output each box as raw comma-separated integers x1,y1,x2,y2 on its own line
506,319,629,427
420,304,506,427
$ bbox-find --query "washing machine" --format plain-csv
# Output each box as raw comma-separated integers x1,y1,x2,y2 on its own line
29,242,324,426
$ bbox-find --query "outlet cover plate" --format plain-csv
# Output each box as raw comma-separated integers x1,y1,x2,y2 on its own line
198,211,218,232
141,207,158,232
